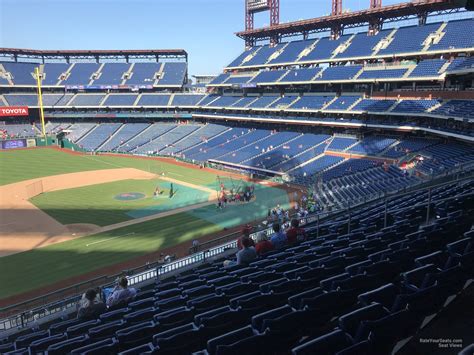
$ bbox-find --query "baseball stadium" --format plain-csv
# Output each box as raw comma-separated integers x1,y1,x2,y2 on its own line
0,0,473,354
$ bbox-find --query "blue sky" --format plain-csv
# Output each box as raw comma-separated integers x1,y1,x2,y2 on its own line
1,0,405,76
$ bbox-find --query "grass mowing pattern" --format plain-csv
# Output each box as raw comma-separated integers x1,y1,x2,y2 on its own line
30,179,210,226
0,149,115,185
0,148,289,300
0,149,219,186
0,213,219,299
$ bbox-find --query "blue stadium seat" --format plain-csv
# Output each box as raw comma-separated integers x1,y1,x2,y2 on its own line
14,330,49,349
115,320,159,350
153,323,204,354
46,334,90,355
88,319,128,341
124,307,159,324
291,329,353,355
28,333,67,354
117,342,157,354
67,319,101,337
153,306,195,330
100,307,130,322
356,309,418,353
338,303,388,341
49,318,82,334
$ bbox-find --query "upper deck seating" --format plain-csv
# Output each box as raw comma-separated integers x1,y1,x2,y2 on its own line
428,18,474,51
63,63,100,86
125,63,161,85
157,62,187,86
378,22,441,56
336,30,391,59
92,63,130,85
268,40,317,64
1,62,37,85
42,63,70,85
302,35,351,62
241,43,286,67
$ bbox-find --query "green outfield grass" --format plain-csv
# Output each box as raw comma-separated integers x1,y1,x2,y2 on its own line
0,213,220,299
0,148,290,300
30,178,210,226
0,148,218,186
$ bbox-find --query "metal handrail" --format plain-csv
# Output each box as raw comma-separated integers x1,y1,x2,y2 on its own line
0,171,472,332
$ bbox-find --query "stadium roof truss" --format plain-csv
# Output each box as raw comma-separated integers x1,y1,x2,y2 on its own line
236,0,468,43
0,48,188,63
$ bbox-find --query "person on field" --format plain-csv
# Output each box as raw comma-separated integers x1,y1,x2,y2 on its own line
106,276,137,308
77,288,106,320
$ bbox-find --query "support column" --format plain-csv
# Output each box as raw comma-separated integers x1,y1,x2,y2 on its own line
418,12,428,26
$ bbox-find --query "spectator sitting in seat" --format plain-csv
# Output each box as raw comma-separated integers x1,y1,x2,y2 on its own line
106,276,137,308
255,232,274,256
270,223,287,250
224,236,257,267
237,225,255,250
286,218,307,245
77,288,106,320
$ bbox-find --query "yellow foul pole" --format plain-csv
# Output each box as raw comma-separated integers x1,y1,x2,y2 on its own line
35,67,46,137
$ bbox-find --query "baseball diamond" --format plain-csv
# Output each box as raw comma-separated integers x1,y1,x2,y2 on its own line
0,1,473,353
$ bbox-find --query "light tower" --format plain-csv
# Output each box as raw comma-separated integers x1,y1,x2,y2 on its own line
331,0,343,39
245,0,280,47
368,0,383,35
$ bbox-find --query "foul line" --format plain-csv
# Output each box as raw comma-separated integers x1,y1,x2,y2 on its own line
82,155,125,169
85,232,135,247
167,171,184,177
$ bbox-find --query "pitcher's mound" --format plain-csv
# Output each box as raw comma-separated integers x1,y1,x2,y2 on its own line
114,192,146,201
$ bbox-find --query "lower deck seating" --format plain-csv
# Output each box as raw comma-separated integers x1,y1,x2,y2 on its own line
0,123,38,137
316,165,419,208
5,179,472,354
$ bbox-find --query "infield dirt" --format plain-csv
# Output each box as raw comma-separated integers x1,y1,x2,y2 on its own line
0,167,218,257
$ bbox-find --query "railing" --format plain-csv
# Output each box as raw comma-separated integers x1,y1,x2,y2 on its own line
0,235,240,332
1,170,472,333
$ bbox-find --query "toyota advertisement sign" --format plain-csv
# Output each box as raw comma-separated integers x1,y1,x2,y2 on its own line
0,106,29,117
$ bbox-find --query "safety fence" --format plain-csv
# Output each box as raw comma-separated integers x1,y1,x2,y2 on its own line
1,170,472,333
